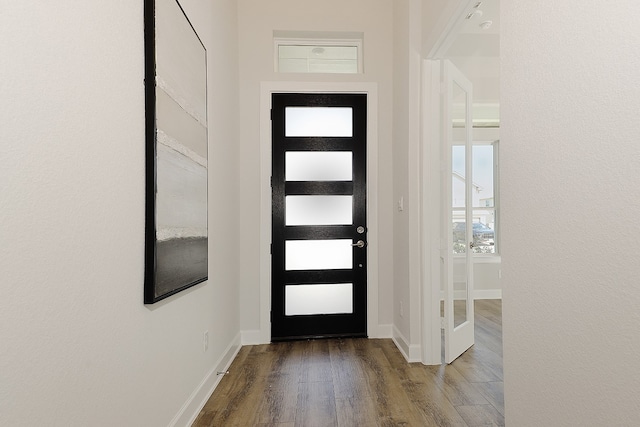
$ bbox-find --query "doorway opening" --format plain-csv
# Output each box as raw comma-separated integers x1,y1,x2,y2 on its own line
422,0,501,365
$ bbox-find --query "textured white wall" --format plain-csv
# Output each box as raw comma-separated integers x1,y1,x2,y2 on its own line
237,0,395,335
501,1,640,424
0,1,240,425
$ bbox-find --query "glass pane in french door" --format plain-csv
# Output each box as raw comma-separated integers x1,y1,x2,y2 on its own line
452,81,468,328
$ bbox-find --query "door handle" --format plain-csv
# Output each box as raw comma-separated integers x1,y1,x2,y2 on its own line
352,240,365,248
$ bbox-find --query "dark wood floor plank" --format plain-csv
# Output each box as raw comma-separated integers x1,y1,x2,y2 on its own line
193,345,278,426
329,339,370,399
471,381,504,417
335,396,379,427
456,403,505,426
474,300,503,327
430,364,491,406
195,300,504,427
357,344,433,426
474,326,503,357
295,381,337,427
254,341,306,424
452,346,502,383
401,370,470,426
377,339,470,425
300,339,332,383
256,374,299,424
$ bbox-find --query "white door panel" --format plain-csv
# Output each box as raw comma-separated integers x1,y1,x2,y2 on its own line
442,60,475,364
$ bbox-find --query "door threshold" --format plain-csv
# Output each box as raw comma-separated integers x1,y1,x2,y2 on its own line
271,332,368,343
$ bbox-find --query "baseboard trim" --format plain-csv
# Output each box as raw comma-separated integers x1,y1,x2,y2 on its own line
392,326,422,363
170,332,242,427
474,289,502,299
376,323,393,338
440,289,503,300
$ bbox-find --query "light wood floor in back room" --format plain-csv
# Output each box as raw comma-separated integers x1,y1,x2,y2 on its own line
193,299,503,427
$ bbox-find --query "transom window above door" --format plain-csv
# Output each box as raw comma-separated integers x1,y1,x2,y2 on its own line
274,31,363,74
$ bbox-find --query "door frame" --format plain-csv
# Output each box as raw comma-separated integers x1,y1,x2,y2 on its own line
256,81,380,344
421,60,444,365
421,0,480,365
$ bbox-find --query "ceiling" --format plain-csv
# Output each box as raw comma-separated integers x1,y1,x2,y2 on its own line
444,0,500,125
459,0,499,35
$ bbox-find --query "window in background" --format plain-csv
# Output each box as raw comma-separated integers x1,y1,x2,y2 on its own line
452,141,499,255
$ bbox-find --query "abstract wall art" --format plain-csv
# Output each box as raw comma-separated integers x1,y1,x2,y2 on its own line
144,0,208,303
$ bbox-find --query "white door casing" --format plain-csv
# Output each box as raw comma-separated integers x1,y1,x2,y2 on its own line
251,81,380,345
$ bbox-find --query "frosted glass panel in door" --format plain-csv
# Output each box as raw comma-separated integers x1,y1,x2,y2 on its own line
286,152,352,181
286,239,352,270
285,107,353,137
285,283,353,315
286,196,353,225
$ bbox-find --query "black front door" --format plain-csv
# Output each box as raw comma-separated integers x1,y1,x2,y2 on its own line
271,93,367,341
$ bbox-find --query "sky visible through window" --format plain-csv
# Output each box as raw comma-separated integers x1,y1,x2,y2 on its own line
452,144,497,254
452,144,494,202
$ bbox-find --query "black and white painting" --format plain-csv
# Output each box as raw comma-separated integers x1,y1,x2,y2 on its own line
145,0,207,303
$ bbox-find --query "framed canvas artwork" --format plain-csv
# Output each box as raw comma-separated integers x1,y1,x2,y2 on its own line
144,0,208,303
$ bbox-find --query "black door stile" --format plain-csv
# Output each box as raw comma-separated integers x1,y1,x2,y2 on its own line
271,93,367,341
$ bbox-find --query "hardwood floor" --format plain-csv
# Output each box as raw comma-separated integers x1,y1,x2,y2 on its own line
193,299,503,427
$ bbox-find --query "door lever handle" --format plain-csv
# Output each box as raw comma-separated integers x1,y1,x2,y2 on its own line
351,240,365,248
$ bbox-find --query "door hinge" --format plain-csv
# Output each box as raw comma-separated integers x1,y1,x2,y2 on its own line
270,243,272,254
270,176,273,187
270,109,273,121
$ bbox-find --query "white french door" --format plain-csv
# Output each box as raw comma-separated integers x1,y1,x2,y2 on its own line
442,60,475,363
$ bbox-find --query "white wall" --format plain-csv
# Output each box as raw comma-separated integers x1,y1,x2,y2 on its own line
0,1,240,425
392,0,424,361
237,0,395,339
472,261,501,297
502,1,640,424
421,0,458,57
449,55,500,105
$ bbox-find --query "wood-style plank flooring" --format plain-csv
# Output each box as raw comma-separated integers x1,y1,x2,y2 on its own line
194,299,503,426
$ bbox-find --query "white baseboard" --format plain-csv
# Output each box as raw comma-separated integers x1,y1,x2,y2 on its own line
392,326,422,363
440,289,502,300
241,329,268,345
474,289,502,299
170,332,242,427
